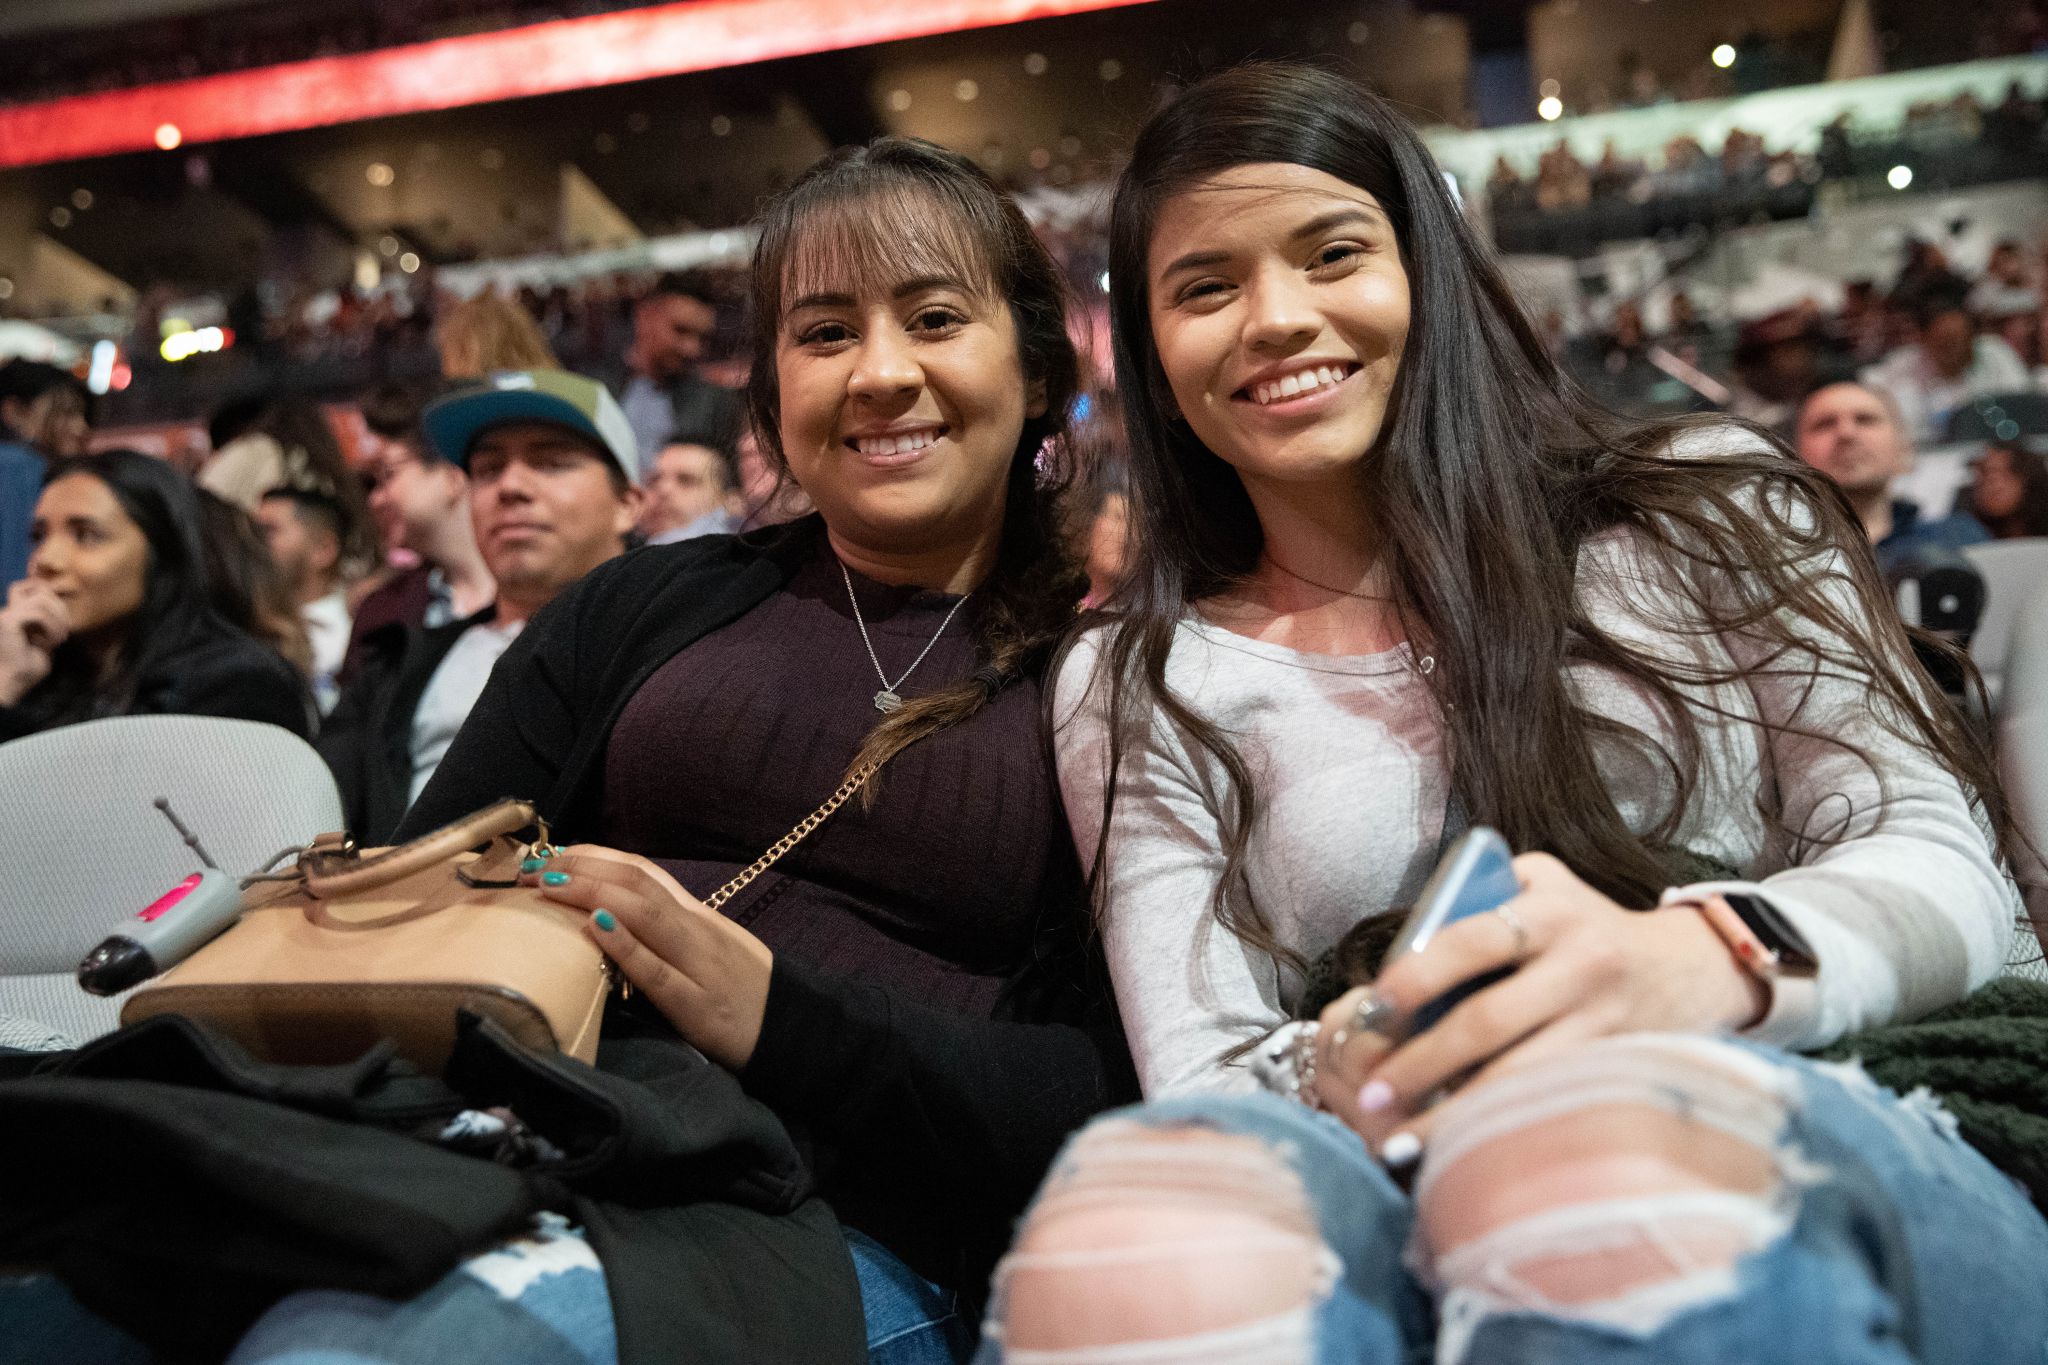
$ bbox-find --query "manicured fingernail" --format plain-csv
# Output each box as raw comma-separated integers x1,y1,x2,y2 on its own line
520,856,547,873
1381,1132,1422,1168
542,871,569,887
592,910,616,932
1358,1079,1396,1113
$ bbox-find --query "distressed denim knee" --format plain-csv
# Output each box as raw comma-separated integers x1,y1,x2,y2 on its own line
1408,1033,1804,1363
978,1093,1422,1365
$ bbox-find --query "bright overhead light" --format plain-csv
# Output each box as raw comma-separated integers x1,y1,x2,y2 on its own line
161,326,230,362
366,162,395,186
888,88,912,111
955,79,979,102
1538,95,1564,121
1024,52,1048,75
71,189,93,210
154,123,182,150
398,252,421,274
1887,164,1913,190
1712,44,1737,68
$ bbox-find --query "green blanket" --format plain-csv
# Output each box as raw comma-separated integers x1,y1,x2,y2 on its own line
1819,977,2048,1211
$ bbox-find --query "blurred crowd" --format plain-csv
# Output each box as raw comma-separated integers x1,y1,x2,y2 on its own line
1489,78,2047,230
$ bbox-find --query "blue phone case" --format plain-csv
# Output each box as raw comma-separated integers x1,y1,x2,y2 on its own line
1387,827,1519,1033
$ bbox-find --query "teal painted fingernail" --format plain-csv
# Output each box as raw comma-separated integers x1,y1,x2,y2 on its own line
593,910,617,932
542,871,569,887
520,856,546,873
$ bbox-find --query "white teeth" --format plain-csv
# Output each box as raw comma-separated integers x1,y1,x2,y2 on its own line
1251,365,1350,406
856,429,941,457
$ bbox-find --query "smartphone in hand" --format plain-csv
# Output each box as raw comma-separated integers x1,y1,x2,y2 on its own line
1385,827,1520,1034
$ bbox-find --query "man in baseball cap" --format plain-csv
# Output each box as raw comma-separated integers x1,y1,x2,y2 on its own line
321,370,642,840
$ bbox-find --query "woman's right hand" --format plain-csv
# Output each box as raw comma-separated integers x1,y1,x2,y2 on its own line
0,580,68,706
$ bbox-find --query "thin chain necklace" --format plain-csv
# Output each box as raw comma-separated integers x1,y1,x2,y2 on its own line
1260,550,1395,603
839,560,971,713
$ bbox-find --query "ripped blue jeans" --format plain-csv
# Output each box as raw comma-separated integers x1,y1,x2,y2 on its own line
975,1034,2048,1365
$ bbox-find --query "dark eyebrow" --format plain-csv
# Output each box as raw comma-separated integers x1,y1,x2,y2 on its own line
787,274,978,316
1157,203,1391,281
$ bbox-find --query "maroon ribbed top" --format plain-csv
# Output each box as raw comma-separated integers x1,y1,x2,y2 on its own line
600,541,1063,1015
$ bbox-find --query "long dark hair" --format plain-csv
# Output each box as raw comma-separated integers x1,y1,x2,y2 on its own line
1084,63,2018,971
745,135,1084,778
26,450,237,725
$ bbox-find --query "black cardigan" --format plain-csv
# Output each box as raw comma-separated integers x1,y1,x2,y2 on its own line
0,625,312,744
398,518,1136,1289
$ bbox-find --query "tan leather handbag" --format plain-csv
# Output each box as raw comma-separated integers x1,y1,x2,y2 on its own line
121,800,609,1072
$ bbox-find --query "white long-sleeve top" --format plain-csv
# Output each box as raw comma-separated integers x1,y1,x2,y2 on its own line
1055,436,2019,1098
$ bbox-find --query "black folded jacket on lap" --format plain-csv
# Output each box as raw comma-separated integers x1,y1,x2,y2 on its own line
0,1012,863,1365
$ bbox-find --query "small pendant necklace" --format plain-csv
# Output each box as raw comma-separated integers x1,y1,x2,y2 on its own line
840,560,971,713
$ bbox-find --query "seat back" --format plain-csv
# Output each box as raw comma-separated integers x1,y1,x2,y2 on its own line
1998,580,2048,975
0,715,342,1045
1962,537,2048,699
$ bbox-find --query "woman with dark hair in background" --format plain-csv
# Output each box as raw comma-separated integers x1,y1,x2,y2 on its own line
1965,439,2048,539
979,63,2045,1364
0,449,311,740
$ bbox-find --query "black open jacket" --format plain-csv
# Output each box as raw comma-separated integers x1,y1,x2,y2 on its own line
396,517,1137,1296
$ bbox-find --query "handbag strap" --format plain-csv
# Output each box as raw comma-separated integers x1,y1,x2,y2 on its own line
302,799,540,899
701,761,878,911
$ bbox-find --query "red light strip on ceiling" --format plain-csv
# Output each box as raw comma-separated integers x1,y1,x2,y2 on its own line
0,0,1163,170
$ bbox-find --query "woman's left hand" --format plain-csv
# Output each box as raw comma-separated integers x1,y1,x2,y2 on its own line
1311,852,1768,1150
529,845,774,1071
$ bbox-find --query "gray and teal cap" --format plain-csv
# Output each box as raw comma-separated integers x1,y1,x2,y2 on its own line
422,369,638,482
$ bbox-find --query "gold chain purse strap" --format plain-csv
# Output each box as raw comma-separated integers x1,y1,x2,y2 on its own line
699,760,880,911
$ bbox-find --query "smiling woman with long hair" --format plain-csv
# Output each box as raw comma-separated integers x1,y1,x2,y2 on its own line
973,63,2047,1365
0,449,310,740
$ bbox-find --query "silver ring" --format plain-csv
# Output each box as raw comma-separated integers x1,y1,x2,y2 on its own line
1343,989,1395,1043
1498,903,1531,962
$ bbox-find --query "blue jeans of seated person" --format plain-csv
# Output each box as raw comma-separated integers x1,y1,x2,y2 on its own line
0,1217,970,1365
971,1036,2048,1365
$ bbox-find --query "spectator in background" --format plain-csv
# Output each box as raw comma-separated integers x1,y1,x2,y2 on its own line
1964,440,2048,539
196,398,378,571
734,427,813,526
0,360,91,586
193,488,313,681
254,488,353,714
435,290,560,380
1794,380,1989,572
343,385,494,680
1863,292,2033,442
608,271,745,478
0,450,310,741
1729,306,1827,435
640,439,740,544
1969,239,2038,319
319,369,640,842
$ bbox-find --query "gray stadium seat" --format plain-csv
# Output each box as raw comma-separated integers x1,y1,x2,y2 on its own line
1997,579,2048,981
1963,537,2048,703
0,715,341,1047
